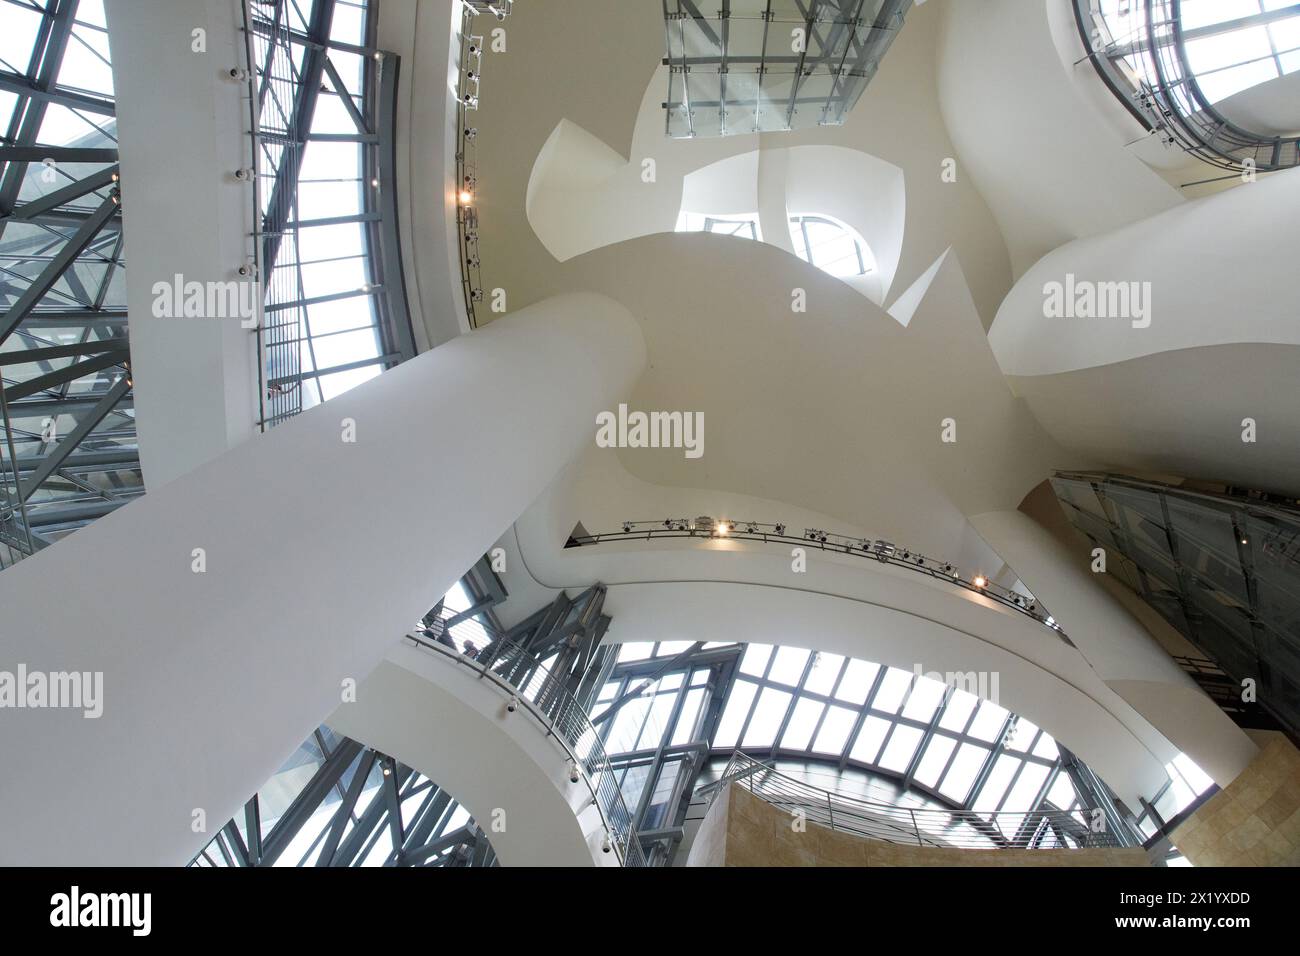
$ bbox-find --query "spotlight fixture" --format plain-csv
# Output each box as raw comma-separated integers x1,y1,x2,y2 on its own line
774,524,786,535
622,521,633,533
464,127,478,140
506,696,518,713
716,520,730,536
973,575,988,589
943,564,953,574
471,288,484,301
371,177,380,187
382,764,392,777
568,759,580,784
746,523,758,534
458,189,473,204
601,835,612,854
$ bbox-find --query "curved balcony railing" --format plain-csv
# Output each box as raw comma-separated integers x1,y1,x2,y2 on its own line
567,518,1063,633
1074,0,1300,174
404,630,648,867
715,752,1122,850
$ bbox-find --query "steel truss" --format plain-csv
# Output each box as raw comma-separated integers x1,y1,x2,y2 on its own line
192,726,497,868
1,0,135,567
243,0,417,428
662,0,914,138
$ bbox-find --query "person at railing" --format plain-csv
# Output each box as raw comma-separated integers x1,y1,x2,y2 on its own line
462,640,480,661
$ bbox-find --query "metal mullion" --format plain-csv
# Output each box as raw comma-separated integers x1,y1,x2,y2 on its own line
784,0,822,128
768,651,818,755
321,55,371,135
837,662,887,769
902,685,952,786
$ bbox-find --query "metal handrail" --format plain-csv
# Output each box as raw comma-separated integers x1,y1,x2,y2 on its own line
404,632,648,867
568,519,1063,633
714,752,1121,850
1074,0,1300,173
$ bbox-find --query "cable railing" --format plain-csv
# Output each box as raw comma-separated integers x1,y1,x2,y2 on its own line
404,631,648,867
714,752,1122,850
1074,0,1300,173
568,517,1063,633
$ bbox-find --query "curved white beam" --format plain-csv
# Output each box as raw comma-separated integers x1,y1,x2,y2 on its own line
328,643,616,866
0,292,645,865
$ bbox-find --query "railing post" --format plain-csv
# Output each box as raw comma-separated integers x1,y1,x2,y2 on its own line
909,808,922,846
827,793,834,830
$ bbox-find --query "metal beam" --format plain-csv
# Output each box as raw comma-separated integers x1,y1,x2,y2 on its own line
0,146,120,164
0,195,120,346
1,166,119,223
6,391,134,418
17,374,131,502
2,348,128,402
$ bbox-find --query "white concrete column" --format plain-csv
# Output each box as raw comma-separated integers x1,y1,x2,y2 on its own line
105,0,261,487
0,292,645,865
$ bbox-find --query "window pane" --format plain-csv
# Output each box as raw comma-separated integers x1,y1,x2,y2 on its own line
811,705,857,756
779,698,824,751
713,680,758,749
742,688,793,748
834,658,878,704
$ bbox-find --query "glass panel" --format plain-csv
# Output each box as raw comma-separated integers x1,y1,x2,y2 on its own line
811,705,857,756
780,698,824,751
742,688,793,748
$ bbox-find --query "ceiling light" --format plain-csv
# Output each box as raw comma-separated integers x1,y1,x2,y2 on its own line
716,521,730,536
459,189,473,204
973,575,987,589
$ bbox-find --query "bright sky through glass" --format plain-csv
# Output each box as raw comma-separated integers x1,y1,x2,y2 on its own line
1101,0,1300,104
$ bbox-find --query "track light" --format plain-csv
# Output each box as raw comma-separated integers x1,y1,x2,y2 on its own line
506,696,518,713
459,189,473,205
973,575,987,589
601,835,612,854
716,520,730,536
623,521,632,533
568,759,580,784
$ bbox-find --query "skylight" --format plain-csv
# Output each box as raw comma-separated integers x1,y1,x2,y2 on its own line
1099,0,1300,105
675,211,761,241
789,214,874,278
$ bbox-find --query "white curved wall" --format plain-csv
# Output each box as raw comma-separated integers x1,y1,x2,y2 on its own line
377,0,468,349
937,0,1183,277
494,450,1255,800
990,166,1300,377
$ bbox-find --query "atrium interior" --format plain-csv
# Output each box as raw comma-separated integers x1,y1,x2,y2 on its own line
1,0,1299,889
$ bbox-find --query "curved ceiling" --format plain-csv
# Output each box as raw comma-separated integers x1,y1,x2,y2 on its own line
936,0,1184,277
